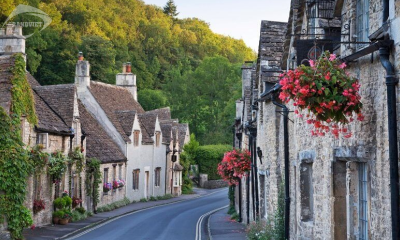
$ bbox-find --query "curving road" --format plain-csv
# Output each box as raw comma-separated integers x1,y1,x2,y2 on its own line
67,189,229,240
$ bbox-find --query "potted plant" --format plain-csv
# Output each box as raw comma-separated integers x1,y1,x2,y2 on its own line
59,211,71,225
52,210,64,224
54,197,66,209
118,179,125,188
33,199,45,214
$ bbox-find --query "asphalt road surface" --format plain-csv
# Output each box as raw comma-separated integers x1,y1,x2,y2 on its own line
68,189,229,240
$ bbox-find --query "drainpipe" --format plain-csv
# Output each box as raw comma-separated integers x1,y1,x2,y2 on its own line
250,134,256,221
272,95,290,240
253,135,260,219
380,47,400,240
246,166,250,225
238,180,243,222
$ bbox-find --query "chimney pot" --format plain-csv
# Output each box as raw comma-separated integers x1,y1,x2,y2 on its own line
126,62,132,73
122,63,127,73
78,51,84,61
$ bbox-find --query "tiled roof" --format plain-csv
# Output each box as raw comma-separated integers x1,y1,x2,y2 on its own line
89,81,145,142
160,120,173,143
137,112,157,144
146,107,171,120
0,55,13,114
78,100,126,163
116,110,136,137
32,90,71,134
177,123,189,150
26,72,41,87
34,84,76,126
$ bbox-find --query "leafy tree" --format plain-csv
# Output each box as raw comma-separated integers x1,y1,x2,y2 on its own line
163,0,178,17
137,89,168,111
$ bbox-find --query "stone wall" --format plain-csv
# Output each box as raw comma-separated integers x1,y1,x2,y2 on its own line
203,180,228,189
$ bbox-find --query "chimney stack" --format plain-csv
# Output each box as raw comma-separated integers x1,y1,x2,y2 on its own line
75,52,90,91
116,62,137,101
0,24,25,55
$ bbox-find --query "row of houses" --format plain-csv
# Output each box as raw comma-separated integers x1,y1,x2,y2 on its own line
235,0,400,239
0,24,189,229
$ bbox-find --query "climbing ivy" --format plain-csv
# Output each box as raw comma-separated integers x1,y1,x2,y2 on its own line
68,147,85,174
85,158,102,210
48,151,67,184
0,53,37,239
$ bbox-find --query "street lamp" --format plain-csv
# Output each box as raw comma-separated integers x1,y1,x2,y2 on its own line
257,147,263,165
171,148,178,194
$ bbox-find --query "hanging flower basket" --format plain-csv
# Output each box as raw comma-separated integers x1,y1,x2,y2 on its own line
33,199,45,214
103,182,112,192
279,51,364,138
217,149,251,185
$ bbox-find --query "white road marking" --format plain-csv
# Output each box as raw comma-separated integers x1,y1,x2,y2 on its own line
62,189,227,240
195,205,228,240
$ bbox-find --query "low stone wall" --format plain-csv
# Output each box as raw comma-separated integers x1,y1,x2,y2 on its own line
203,179,228,189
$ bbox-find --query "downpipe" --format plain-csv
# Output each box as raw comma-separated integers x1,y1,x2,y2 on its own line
272,95,290,240
250,134,256,221
380,47,400,240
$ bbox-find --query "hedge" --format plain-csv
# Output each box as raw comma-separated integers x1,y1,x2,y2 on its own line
195,145,232,180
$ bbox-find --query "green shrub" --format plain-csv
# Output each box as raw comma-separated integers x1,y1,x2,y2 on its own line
195,145,232,180
227,205,236,215
149,196,157,201
96,198,131,213
52,210,64,218
246,221,274,240
230,212,239,221
75,207,86,214
156,194,173,200
139,198,148,202
54,198,66,209
70,210,88,222
63,196,72,208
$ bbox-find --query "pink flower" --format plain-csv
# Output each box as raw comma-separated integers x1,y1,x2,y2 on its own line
329,54,336,61
325,72,331,80
309,60,315,67
339,62,347,69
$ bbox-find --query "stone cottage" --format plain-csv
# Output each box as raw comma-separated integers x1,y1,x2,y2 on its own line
235,0,400,239
0,24,86,230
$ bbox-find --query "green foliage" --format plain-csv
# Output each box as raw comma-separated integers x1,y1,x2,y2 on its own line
180,134,199,193
149,196,157,201
164,57,243,144
69,147,85,173
194,144,232,180
156,194,173,200
163,0,179,17
52,210,65,219
48,151,67,182
139,198,148,202
70,209,88,222
86,158,102,208
228,185,235,206
0,54,37,239
138,89,169,111
75,207,86,214
246,184,285,240
30,145,49,176
10,53,37,125
96,197,131,213
54,197,66,209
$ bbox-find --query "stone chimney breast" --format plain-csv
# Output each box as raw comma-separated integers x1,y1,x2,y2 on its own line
116,62,137,101
75,53,90,90
0,24,25,55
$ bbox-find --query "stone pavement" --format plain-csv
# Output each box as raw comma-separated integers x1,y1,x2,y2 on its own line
208,208,247,240
23,188,221,240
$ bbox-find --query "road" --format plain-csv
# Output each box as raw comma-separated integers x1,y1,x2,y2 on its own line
67,189,229,240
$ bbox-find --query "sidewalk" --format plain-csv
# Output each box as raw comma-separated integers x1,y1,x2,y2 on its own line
23,188,220,240
208,208,247,240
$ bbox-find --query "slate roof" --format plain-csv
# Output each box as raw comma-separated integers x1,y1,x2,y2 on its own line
32,90,71,134
89,81,145,142
160,120,173,144
146,107,171,120
0,55,13,114
78,100,126,163
116,110,136,137
34,84,76,126
137,112,157,144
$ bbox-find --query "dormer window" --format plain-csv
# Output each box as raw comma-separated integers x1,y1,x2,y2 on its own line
134,130,140,147
155,131,161,147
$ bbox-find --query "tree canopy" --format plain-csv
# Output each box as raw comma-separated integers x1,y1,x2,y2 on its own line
1,0,255,145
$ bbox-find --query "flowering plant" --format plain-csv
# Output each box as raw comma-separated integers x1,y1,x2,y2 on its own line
103,182,112,192
113,179,125,188
72,197,82,208
33,199,45,214
279,51,364,138
217,149,251,185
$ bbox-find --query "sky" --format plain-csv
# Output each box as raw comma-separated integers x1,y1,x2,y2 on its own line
142,0,291,51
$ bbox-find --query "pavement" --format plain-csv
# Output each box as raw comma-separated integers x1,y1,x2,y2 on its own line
23,187,247,240
207,208,247,240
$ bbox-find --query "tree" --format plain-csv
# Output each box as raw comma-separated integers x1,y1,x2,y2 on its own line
163,0,178,17
138,89,168,111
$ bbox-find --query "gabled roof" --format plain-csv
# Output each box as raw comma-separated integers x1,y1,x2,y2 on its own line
33,90,71,134
146,107,171,120
178,123,189,150
116,110,136,137
160,120,173,144
0,55,14,114
137,112,157,144
34,84,76,126
89,81,145,142
78,100,126,163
